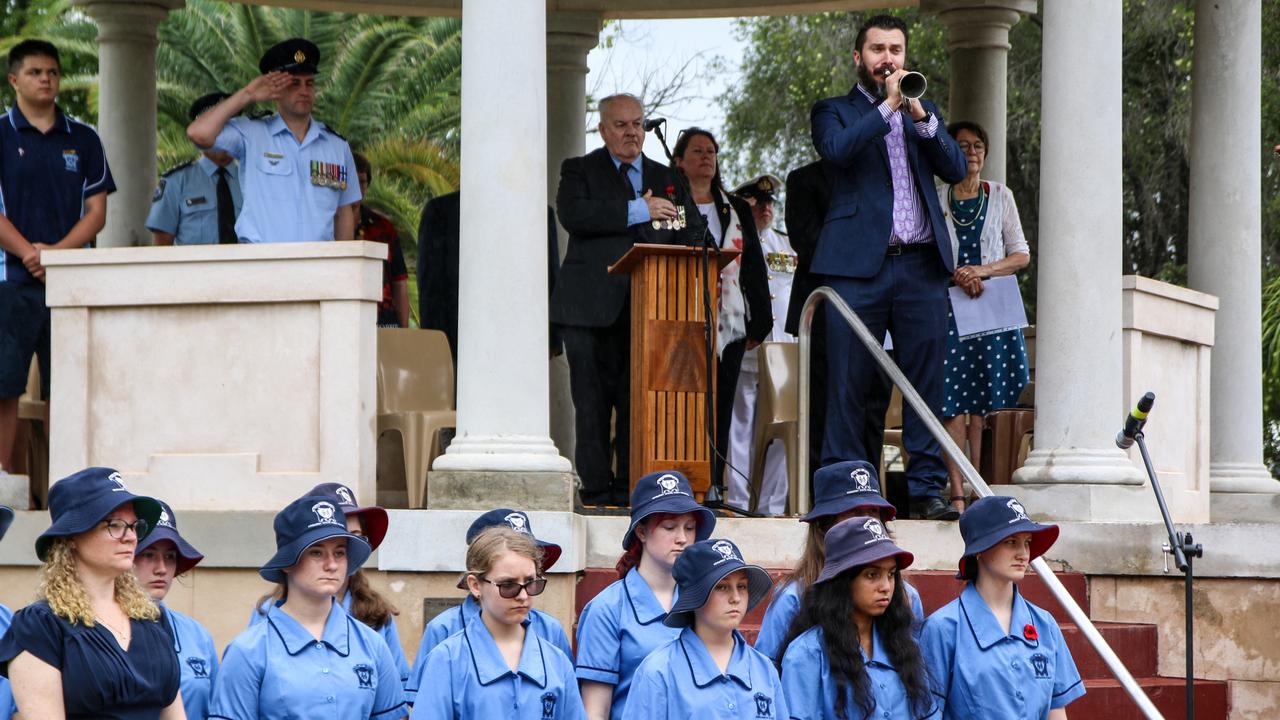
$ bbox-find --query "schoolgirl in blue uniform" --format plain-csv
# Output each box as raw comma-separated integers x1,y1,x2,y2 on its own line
405,507,571,704
0,467,181,719
780,516,939,720
919,496,1085,719
622,539,787,720
0,505,18,719
574,470,716,720
410,526,583,719
756,461,924,663
208,495,407,720
133,500,220,719
250,483,410,687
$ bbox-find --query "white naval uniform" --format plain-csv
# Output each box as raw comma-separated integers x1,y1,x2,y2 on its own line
725,225,797,515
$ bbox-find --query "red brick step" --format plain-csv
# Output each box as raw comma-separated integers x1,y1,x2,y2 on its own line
1073,677,1229,719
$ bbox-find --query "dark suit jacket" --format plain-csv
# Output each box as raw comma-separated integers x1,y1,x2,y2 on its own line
809,87,967,278
783,159,836,336
712,189,772,344
551,148,701,328
417,191,562,360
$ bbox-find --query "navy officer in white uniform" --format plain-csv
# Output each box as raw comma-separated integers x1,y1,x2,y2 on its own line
186,38,361,243
147,92,243,246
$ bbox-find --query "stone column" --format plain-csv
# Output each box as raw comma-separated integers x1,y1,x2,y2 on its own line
545,12,601,475
79,0,182,248
922,0,1035,184
1010,0,1147,520
430,0,574,510
1187,0,1279,517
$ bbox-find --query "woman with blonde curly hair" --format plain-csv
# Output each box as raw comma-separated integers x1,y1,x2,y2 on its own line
0,466,184,719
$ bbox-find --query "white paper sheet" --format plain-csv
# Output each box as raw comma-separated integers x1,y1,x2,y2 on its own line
948,274,1029,340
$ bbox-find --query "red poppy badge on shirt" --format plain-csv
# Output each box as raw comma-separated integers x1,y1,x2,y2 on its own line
665,185,675,198
1024,624,1039,641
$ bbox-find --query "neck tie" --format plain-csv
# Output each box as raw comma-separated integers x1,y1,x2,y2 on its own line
215,167,237,245
619,162,636,197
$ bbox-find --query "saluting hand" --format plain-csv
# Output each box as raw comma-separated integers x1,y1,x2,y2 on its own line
642,189,678,221
243,71,291,103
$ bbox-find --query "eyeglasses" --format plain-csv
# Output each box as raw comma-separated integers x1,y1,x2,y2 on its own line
103,518,149,540
958,142,986,154
477,576,547,599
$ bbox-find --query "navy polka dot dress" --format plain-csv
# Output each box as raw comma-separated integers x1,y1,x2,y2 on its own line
942,187,1030,418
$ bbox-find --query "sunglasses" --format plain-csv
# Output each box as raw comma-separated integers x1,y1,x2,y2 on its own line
476,576,547,599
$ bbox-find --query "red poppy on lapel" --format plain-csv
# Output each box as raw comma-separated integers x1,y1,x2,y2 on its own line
1023,624,1038,641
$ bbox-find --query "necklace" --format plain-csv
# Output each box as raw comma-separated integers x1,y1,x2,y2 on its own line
95,615,132,646
949,182,986,229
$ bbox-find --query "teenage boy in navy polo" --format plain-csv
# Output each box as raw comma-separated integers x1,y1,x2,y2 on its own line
0,39,114,474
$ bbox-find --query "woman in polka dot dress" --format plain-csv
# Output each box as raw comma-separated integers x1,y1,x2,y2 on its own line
936,120,1031,515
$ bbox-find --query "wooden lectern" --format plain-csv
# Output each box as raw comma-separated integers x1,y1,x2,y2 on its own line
609,243,740,498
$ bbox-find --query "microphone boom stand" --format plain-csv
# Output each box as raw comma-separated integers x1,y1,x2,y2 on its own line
1129,417,1203,720
651,123,760,517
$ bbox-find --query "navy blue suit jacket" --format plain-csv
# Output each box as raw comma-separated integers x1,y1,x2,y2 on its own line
809,86,967,279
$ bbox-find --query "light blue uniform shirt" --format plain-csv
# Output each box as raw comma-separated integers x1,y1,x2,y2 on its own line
574,569,681,720
0,604,15,719
165,604,220,720
781,624,940,720
209,599,407,720
608,152,651,226
622,627,787,720
145,155,243,245
405,595,571,703
409,611,584,720
755,578,925,662
919,584,1085,720
211,114,360,243
248,591,410,689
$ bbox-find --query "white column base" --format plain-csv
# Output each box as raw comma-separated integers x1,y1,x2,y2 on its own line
432,434,572,473
1012,447,1145,486
1210,490,1280,523
1002,483,1160,522
1209,462,1278,494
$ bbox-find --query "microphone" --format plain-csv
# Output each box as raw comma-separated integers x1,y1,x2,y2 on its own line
1115,392,1155,449
643,118,665,132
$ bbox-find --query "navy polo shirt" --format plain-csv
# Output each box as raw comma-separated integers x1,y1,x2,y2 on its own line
0,105,115,284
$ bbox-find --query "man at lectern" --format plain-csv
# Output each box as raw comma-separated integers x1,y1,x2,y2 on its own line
553,93,701,507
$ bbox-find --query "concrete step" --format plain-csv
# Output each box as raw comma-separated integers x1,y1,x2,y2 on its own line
1061,622,1159,680
1073,677,1229,719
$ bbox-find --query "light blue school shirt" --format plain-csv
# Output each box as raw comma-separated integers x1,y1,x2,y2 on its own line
919,584,1085,720
755,578,926,662
622,627,787,720
209,599,407,720
574,569,682,720
781,624,940,720
210,114,360,243
248,591,410,688
145,155,243,245
0,604,14,719
405,595,572,703
164,605,220,720
408,612,584,720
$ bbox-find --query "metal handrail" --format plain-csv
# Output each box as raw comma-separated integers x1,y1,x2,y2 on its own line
797,286,1164,720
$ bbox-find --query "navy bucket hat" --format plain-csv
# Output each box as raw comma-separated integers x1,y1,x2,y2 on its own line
136,500,204,576
456,509,563,589
663,539,772,628
35,467,163,561
802,461,896,523
814,516,914,586
957,496,1059,579
0,505,14,544
622,471,716,550
259,495,372,583
306,482,389,551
